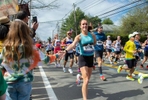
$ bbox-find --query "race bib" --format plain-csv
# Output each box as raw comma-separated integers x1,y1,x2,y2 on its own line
97,41,103,45
115,48,120,51
117,44,120,47
83,44,94,53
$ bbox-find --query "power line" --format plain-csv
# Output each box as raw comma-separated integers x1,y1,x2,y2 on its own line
39,19,64,23
75,0,86,5
61,0,86,20
83,0,105,11
95,0,141,17
100,1,147,19
93,1,125,16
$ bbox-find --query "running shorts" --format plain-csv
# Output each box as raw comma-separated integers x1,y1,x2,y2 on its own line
64,52,74,61
78,55,93,68
144,51,148,57
106,49,112,52
126,59,136,69
95,50,103,59
114,50,121,54
54,47,61,54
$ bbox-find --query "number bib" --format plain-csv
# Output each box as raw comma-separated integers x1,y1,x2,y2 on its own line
83,44,94,53
97,40,103,45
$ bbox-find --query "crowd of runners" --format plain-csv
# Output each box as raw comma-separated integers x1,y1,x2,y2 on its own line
1,12,148,100
35,19,148,100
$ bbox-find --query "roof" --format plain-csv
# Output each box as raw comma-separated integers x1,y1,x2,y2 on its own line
102,24,118,32
94,24,119,32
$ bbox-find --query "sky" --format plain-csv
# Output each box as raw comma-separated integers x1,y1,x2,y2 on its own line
29,0,144,41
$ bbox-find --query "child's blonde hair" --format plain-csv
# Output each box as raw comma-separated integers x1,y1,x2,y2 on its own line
3,20,33,61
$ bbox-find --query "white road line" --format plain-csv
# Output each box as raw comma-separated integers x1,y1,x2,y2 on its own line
38,66,58,100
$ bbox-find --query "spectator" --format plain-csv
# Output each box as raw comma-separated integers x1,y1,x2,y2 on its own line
16,10,39,38
0,20,40,100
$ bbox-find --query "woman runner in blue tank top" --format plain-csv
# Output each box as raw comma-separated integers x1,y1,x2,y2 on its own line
65,19,96,100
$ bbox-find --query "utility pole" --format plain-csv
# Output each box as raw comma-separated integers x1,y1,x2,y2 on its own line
29,0,32,28
73,3,77,35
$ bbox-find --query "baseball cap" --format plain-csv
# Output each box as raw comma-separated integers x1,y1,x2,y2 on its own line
107,35,110,38
132,31,139,35
128,34,135,39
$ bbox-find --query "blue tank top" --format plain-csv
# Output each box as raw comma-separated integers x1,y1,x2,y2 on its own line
134,40,141,50
79,32,94,56
94,32,106,51
144,40,148,51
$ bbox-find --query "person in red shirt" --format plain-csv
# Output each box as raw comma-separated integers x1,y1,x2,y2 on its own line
35,41,42,49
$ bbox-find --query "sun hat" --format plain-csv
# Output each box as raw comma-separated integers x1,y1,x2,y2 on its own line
0,16,11,25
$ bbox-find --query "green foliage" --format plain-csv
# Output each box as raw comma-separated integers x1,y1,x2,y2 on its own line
60,7,85,38
85,16,101,28
48,37,51,42
60,7,101,38
102,18,114,25
120,5,148,34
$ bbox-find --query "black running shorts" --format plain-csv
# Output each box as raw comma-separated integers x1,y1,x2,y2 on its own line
64,53,74,61
126,59,136,69
144,51,148,57
95,51,103,59
78,55,93,68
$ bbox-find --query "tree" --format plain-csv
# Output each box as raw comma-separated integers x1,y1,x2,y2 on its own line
85,15,101,28
60,7,85,38
48,37,51,42
120,5,148,34
102,18,114,25
60,7,102,38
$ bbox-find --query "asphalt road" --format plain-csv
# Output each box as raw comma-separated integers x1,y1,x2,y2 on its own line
31,60,148,100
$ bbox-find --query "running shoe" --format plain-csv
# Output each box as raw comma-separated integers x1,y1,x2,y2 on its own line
63,67,66,73
77,68,81,72
114,62,117,65
140,64,144,69
126,75,135,81
146,65,148,69
76,74,81,85
68,68,73,74
138,75,144,84
57,63,61,67
55,63,58,67
110,61,113,64
132,73,136,77
117,65,122,73
100,75,106,81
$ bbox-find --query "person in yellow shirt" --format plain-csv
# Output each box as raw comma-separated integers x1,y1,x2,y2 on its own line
117,33,137,81
0,16,11,53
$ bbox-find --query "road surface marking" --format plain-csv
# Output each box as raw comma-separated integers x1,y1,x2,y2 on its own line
38,66,58,100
